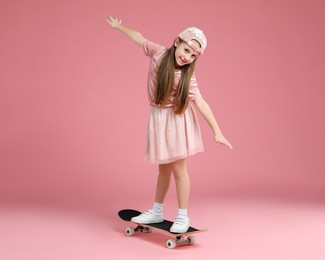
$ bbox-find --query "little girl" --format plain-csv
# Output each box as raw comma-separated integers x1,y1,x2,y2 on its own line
107,17,232,233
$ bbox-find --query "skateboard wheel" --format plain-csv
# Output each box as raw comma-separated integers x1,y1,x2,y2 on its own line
188,235,196,245
125,227,135,236
166,239,176,249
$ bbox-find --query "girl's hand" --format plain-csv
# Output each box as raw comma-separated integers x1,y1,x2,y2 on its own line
106,16,122,29
106,16,144,47
214,133,233,150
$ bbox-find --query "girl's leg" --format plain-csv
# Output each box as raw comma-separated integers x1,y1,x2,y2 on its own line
154,163,172,203
171,158,190,209
131,164,172,224
170,158,191,232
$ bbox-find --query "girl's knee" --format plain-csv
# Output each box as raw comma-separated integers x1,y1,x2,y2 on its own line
159,163,172,174
172,158,186,169
172,159,188,178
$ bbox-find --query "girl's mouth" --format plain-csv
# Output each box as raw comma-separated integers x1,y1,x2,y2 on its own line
179,58,187,65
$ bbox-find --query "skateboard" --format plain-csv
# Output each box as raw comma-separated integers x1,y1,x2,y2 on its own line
118,209,207,249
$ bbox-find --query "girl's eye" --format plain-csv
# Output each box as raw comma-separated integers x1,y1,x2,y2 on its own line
184,49,189,53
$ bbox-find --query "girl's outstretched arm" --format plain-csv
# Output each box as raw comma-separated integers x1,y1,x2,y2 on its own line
106,16,144,47
193,97,233,150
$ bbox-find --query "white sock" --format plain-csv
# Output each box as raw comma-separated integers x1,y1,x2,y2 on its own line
178,208,188,218
153,202,163,215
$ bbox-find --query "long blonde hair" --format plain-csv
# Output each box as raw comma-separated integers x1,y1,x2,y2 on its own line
152,40,196,114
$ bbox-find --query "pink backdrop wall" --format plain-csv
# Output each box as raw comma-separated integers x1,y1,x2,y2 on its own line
1,0,324,210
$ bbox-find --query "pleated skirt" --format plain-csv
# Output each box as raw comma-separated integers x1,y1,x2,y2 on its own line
145,103,204,164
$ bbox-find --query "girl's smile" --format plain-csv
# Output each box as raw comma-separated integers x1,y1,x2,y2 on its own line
174,39,200,68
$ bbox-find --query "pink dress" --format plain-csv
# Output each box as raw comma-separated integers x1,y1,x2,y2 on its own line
143,39,204,164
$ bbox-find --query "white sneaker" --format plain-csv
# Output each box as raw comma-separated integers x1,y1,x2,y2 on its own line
131,210,164,224
170,216,190,233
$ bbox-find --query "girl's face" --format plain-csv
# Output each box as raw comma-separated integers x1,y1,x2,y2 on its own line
174,38,200,68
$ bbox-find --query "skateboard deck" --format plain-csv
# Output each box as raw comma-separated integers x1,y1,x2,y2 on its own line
118,209,207,249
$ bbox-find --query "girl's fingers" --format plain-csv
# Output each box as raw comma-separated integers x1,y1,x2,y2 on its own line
224,140,233,150
108,16,116,22
216,136,233,150
107,16,122,26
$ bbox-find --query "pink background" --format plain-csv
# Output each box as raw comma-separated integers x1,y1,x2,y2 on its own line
1,0,325,259
1,0,325,209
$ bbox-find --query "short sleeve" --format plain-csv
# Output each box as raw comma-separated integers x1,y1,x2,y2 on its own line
142,39,165,57
189,74,202,100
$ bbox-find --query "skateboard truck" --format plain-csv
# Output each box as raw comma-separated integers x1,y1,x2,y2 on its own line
125,225,152,236
167,235,196,249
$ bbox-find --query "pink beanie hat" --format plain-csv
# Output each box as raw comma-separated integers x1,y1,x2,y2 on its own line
178,27,207,54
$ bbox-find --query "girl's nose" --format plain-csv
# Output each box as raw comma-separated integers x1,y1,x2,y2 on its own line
184,55,190,61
